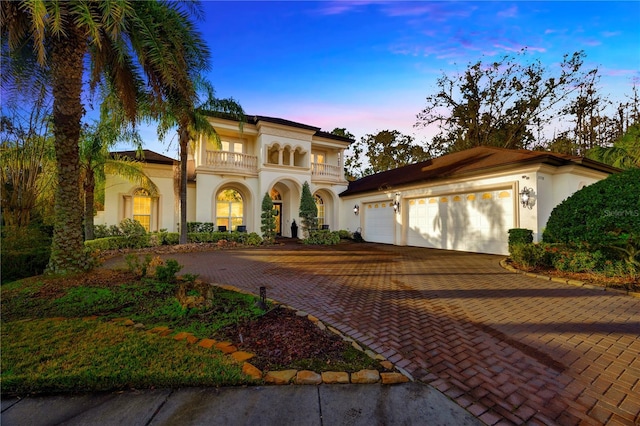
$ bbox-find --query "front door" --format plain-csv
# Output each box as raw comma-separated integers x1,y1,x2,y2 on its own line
274,203,282,236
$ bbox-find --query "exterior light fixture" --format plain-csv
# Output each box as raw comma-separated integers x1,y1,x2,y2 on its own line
520,187,534,209
393,193,401,214
353,204,360,215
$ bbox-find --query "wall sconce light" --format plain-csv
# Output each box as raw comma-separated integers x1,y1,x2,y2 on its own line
393,193,401,214
353,204,360,215
519,187,534,209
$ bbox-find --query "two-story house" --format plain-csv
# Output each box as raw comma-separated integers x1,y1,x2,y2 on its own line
101,114,617,255
101,114,353,237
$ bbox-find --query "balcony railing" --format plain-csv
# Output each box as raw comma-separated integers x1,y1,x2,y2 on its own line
204,151,258,174
311,162,343,181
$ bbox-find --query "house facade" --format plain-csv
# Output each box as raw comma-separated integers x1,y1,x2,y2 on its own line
101,115,352,238
340,147,617,254
100,115,617,255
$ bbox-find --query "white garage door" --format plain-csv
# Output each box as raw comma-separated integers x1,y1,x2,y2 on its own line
363,201,396,244
407,189,514,255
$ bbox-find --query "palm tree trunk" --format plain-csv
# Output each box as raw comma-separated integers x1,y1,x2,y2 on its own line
46,25,88,274
179,125,189,244
84,169,95,241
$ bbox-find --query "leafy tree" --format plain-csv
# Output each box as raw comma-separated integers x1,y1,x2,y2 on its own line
2,1,209,274
331,128,355,139
299,181,318,238
345,130,430,179
260,192,276,243
1,81,56,227
416,50,593,155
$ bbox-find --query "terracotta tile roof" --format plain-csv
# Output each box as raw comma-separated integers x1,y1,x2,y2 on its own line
340,146,618,197
111,150,176,165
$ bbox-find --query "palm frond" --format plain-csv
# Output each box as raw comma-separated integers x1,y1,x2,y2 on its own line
103,157,159,196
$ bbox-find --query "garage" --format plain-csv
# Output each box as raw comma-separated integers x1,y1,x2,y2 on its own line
362,201,396,244
406,189,515,255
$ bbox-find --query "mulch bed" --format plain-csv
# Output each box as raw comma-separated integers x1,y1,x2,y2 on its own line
222,306,352,371
507,260,639,292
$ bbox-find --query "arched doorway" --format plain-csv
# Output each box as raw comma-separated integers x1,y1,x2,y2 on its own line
270,188,282,236
315,194,325,228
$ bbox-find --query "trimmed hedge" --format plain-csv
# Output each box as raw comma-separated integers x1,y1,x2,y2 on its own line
85,231,263,251
543,168,640,247
508,228,533,249
304,230,341,245
1,226,52,283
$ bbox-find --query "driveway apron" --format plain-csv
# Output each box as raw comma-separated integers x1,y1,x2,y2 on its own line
128,242,640,425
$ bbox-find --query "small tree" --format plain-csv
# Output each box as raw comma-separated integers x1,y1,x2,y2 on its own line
299,181,318,238
260,192,276,243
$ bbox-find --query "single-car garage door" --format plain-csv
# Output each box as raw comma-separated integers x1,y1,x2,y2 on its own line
406,189,514,254
363,201,395,244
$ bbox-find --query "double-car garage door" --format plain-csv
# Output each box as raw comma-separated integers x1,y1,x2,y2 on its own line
363,189,515,255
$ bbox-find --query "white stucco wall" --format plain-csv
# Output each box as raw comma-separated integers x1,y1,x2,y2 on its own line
337,164,612,254
102,163,176,232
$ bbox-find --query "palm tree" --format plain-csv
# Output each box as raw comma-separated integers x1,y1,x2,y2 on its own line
80,122,158,241
1,1,208,273
586,123,640,170
156,80,244,244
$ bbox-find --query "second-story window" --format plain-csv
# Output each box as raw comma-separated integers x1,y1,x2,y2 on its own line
311,152,325,164
222,141,243,153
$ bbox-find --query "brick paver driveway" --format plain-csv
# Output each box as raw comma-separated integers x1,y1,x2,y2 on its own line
154,241,640,425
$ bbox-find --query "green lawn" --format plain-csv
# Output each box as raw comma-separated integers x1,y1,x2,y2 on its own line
0,269,264,394
1,266,378,395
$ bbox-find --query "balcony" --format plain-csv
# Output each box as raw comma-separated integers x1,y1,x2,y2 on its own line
204,151,258,175
311,162,345,183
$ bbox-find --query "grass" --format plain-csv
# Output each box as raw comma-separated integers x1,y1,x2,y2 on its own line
1,267,379,395
1,318,246,394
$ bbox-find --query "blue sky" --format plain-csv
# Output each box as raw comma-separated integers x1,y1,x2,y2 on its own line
140,1,640,156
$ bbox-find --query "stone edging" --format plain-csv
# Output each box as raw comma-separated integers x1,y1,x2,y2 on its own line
499,259,640,299
105,282,413,386
213,283,413,385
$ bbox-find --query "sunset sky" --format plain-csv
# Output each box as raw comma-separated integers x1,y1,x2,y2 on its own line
136,1,640,155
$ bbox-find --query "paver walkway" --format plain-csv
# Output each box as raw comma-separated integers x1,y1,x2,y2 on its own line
110,241,640,425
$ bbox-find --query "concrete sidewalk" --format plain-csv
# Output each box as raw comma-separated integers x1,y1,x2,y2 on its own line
1,383,482,426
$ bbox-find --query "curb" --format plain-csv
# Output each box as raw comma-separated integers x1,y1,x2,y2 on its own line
499,258,640,299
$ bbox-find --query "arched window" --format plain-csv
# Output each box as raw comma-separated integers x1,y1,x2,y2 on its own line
133,189,152,231
315,194,325,228
216,189,244,231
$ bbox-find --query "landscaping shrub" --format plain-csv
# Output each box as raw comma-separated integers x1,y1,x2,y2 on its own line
508,228,533,250
543,168,640,252
155,259,183,283
1,225,51,283
245,232,263,246
337,230,352,239
85,236,127,251
509,243,554,270
552,247,606,273
118,218,150,248
304,230,340,245
187,222,216,233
